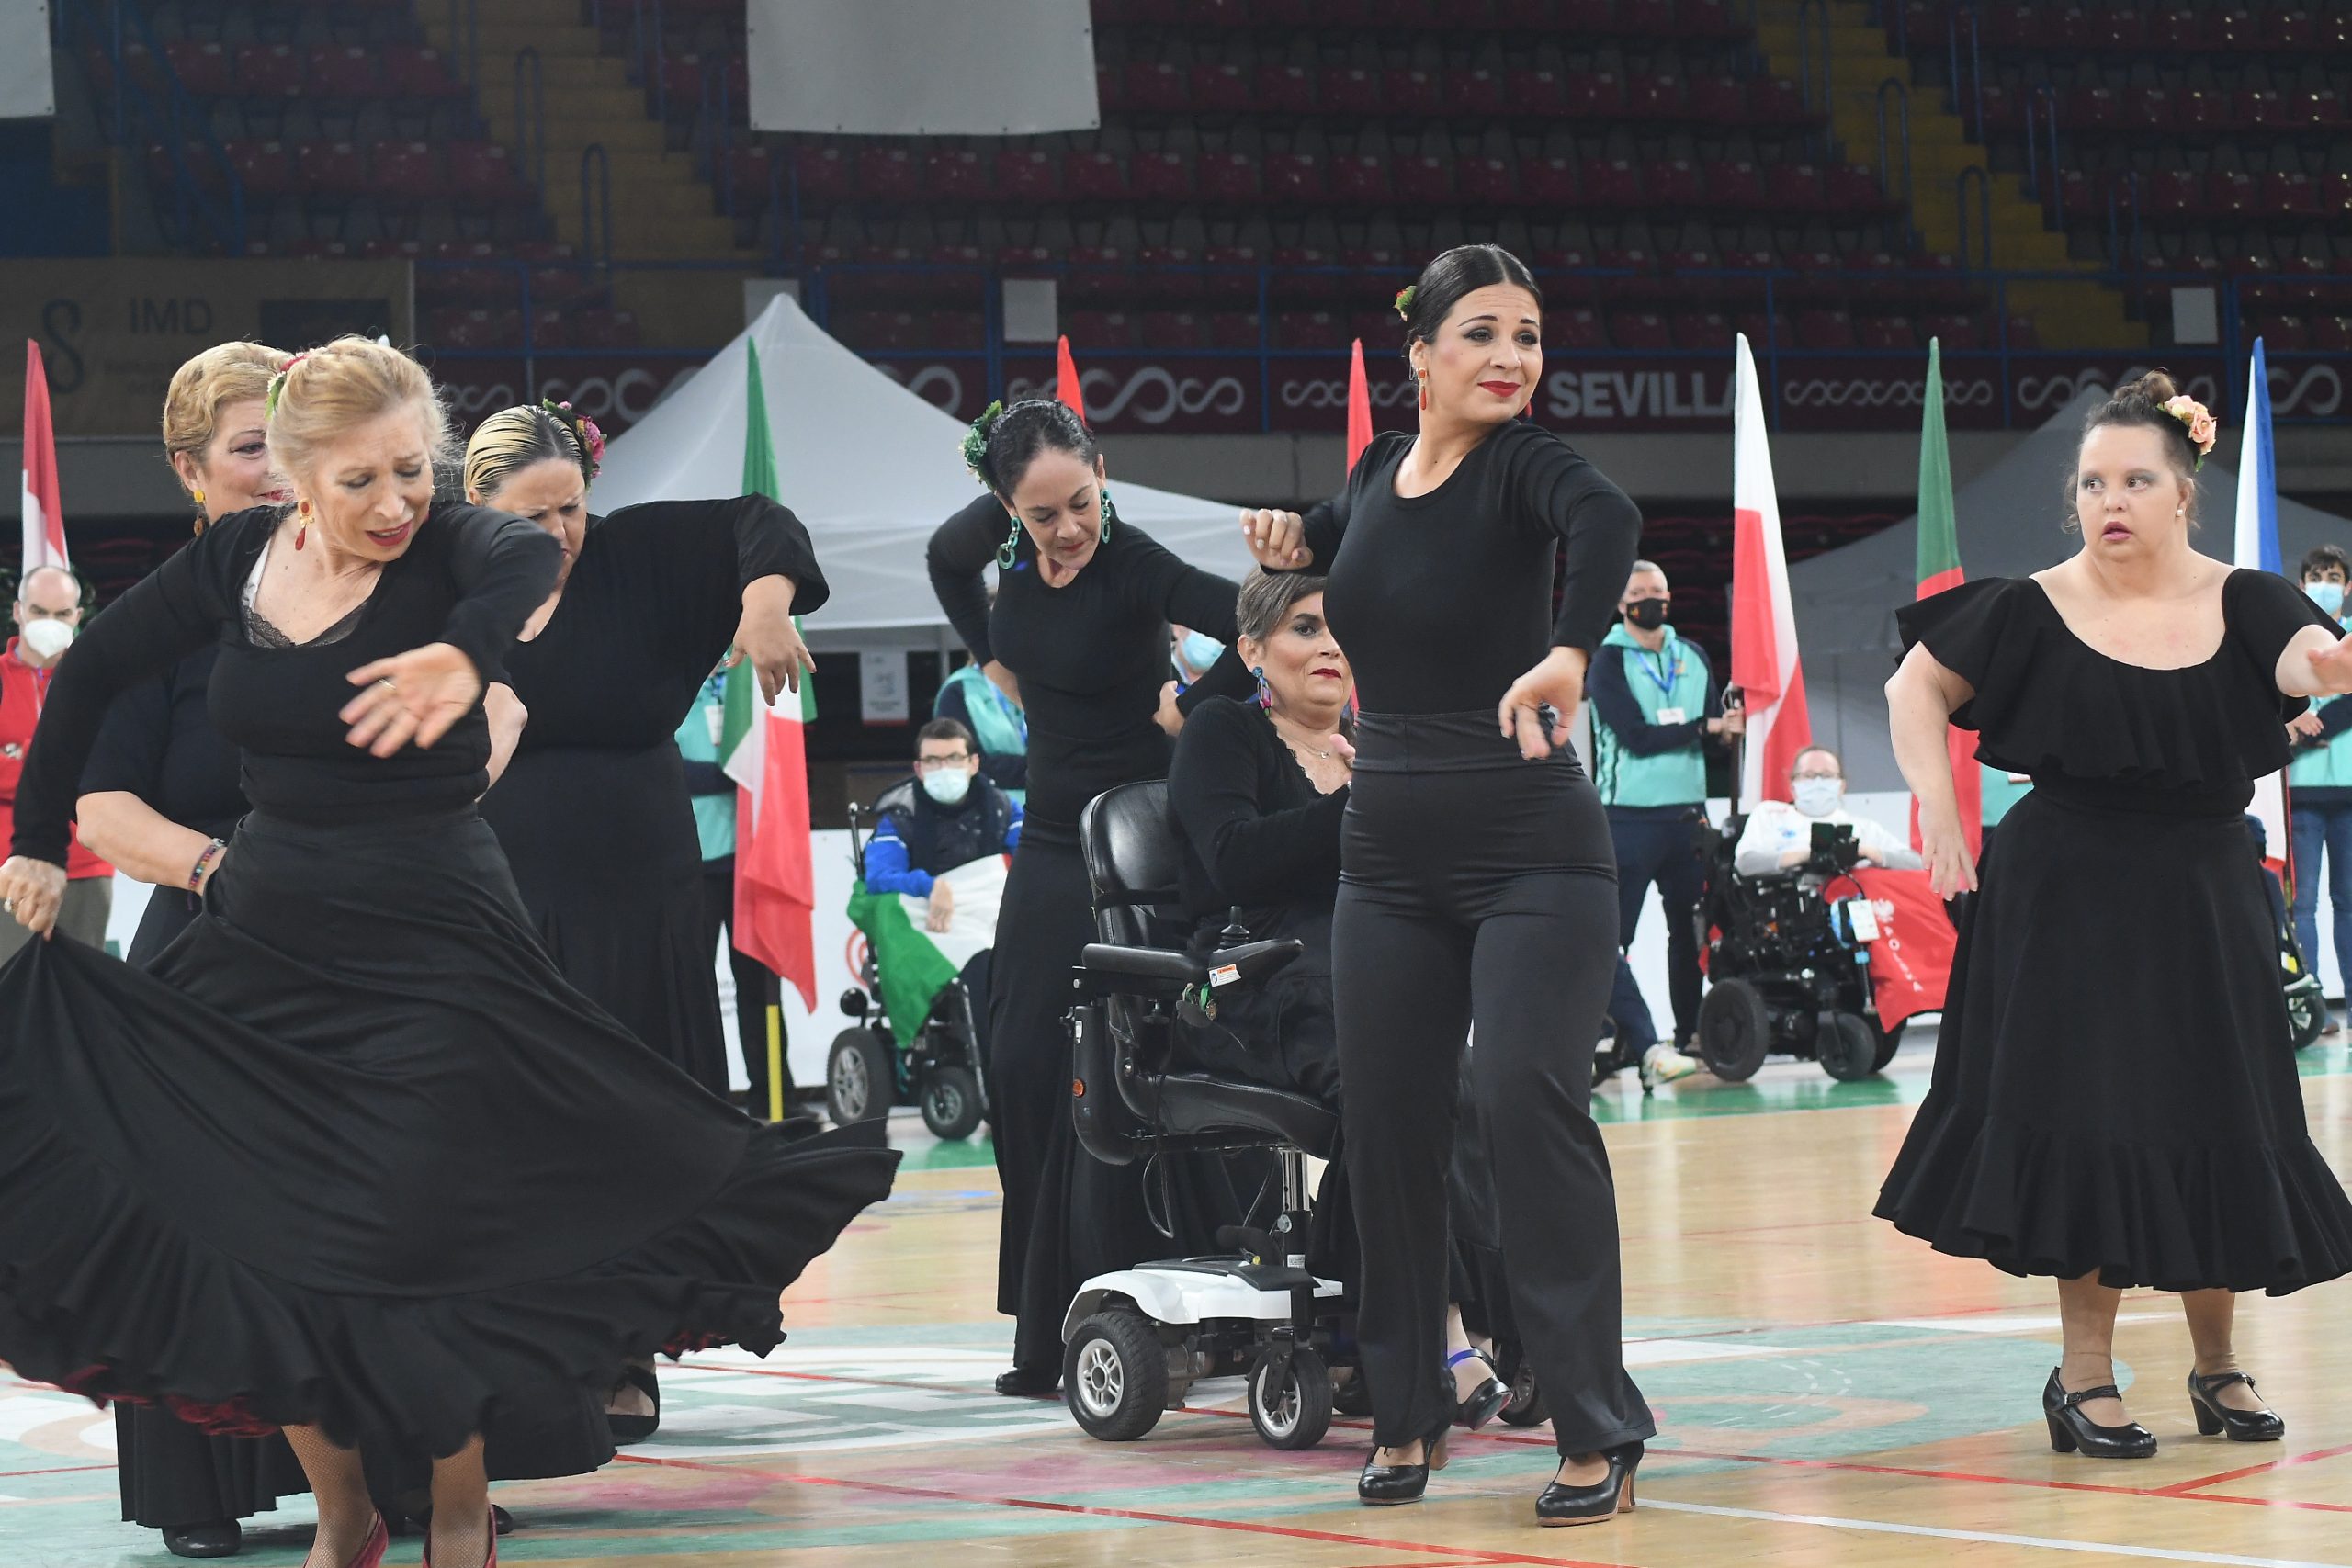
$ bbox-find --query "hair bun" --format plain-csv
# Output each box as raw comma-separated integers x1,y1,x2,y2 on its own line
2123,368,2179,404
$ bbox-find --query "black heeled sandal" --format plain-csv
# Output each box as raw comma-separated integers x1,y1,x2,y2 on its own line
1536,1440,1642,1527
2042,1369,2157,1459
607,1362,662,1443
2188,1370,2283,1442
1448,1348,1510,1431
1358,1413,1453,1506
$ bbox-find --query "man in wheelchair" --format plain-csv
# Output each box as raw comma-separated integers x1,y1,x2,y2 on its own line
1732,746,1922,881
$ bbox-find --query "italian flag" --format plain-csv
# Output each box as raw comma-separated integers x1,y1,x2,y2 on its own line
1914,337,1983,857
1729,334,1810,805
722,340,818,1010
22,342,70,578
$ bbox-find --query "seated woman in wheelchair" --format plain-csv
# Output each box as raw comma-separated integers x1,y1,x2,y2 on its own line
1734,746,1922,880
1166,568,1513,1427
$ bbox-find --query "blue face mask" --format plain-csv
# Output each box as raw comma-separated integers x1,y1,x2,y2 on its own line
2307,581,2346,618
1177,630,1225,678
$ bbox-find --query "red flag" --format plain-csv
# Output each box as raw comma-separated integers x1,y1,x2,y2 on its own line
21,342,69,578
1345,339,1373,472
1728,336,1809,804
1849,867,1957,1027
1056,335,1085,426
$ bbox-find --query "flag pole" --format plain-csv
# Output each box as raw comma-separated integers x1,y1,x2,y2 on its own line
765,973,785,1122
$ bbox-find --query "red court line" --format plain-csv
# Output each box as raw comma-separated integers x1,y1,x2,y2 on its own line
614,1451,1635,1568
2154,1440,2352,1496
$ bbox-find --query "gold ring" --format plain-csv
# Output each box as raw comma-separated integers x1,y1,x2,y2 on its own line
377,678,398,693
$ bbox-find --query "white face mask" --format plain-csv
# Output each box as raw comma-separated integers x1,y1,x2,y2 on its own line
1792,777,1842,818
922,766,973,806
17,618,73,660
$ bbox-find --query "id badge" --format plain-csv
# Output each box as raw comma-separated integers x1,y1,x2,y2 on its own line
1841,898,1882,942
705,704,726,746
1655,706,1687,726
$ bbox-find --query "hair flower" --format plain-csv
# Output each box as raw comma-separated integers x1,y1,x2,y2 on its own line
961,400,1005,488
2160,393,2218,468
539,398,605,480
1392,284,1417,320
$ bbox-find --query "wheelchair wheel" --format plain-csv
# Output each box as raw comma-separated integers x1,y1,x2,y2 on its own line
825,1027,896,1127
1871,1018,1905,1070
1697,978,1772,1082
1248,1345,1333,1450
2287,979,2330,1050
1063,1310,1169,1442
920,1066,984,1141
1818,1012,1880,1082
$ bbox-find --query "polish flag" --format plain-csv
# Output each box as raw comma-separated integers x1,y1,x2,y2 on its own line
1344,338,1373,471
1729,334,1810,805
21,342,70,578
1056,334,1085,425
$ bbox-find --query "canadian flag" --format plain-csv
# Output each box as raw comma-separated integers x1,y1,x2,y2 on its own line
1729,334,1810,805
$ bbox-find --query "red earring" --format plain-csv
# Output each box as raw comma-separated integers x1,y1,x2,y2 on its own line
1417,370,1430,411
294,505,309,551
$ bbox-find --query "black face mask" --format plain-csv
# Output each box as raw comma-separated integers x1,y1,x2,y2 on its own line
1624,599,1669,631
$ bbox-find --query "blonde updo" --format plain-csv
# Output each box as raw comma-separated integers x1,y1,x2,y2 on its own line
162,340,286,487
266,336,452,493
463,403,586,503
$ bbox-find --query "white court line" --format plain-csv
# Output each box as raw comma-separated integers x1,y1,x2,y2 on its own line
1642,1498,2350,1568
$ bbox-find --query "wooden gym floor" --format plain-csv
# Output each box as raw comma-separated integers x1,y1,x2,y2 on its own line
9,1032,2352,1566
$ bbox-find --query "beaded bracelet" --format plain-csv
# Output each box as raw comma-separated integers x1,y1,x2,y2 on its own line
187,838,227,893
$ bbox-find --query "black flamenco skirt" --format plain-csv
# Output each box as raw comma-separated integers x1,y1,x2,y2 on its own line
482,744,732,1096
1875,783,2352,1294
0,806,899,1456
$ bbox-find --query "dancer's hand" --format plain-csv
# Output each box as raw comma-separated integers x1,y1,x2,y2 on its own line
1498,647,1588,761
1240,509,1309,570
2310,636,2352,695
732,576,814,704
0,855,66,938
1156,680,1185,737
343,642,483,756
1329,730,1357,770
1919,810,1980,898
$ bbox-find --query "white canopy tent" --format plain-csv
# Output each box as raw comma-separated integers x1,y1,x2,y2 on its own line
593,296,1251,640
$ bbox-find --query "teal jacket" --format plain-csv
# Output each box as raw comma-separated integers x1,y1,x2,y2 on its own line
2290,694,2352,797
1589,624,1720,808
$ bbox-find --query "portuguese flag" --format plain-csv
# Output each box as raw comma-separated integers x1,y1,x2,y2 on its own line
723,339,819,1012
1913,337,1982,857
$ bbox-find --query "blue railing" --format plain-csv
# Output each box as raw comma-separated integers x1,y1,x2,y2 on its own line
414,258,2348,434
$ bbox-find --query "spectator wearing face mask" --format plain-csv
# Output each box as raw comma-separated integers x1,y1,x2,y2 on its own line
934,646,1027,798
0,565,110,961
1170,623,1226,690
865,717,1023,1058
2288,545,2352,1034
1588,560,1741,1086
1734,746,1924,878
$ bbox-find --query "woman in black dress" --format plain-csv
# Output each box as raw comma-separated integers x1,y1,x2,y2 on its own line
1242,246,1648,1524
928,399,1254,1395
465,401,819,1101
1877,371,2352,1458
0,338,897,1568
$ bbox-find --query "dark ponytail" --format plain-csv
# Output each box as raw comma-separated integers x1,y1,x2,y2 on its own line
1396,243,1543,363
961,398,1099,502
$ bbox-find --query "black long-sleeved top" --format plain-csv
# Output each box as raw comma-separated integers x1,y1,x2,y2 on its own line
1168,696,1347,926
79,645,248,841
927,492,1252,831
11,502,558,865
1587,639,1725,757
1295,423,1643,714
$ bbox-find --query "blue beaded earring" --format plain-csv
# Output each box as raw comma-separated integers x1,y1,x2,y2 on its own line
997,514,1023,570
1254,666,1272,709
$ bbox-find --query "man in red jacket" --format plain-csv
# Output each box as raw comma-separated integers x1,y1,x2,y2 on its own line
0,565,112,961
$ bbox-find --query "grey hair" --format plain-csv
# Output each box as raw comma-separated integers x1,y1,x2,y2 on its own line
1234,568,1329,644
1790,744,1845,777
1627,559,1666,580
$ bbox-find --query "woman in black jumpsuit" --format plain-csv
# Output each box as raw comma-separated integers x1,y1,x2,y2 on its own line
1245,247,1649,1524
928,400,1254,1394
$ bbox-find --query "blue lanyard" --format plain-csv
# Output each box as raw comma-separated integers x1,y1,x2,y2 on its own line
1634,645,1680,697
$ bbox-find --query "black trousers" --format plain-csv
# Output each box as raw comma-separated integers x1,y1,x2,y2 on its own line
1605,804,1708,1046
1334,712,1655,1457
698,854,789,1110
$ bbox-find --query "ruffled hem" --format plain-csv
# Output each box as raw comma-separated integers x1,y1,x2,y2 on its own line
0,1114,898,1456
1873,1102,2352,1296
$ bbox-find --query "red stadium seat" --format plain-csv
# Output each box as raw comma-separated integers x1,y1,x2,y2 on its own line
1329,152,1393,205
2264,172,2320,216
1703,159,1767,208
1521,154,1578,207
1649,158,1705,207
382,46,467,99
1446,66,1502,115
1461,154,1518,207
1564,71,1625,118
1920,314,1982,350
1856,316,1915,350
2208,9,2259,49
1690,74,1749,125
1795,310,1856,349
1580,157,1643,208
294,140,368,196
1140,310,1209,349
2002,314,2040,350
1502,67,1568,116
224,140,296,199
1264,152,1326,203
2122,86,2170,132
2067,86,2119,130
307,45,383,99
1199,152,1262,204
2301,91,2345,129
1682,0,1745,34
1751,77,1810,123
1670,310,1733,351
1131,152,1195,203
1766,163,1826,211
1827,163,1888,210
1124,62,1187,115
526,309,572,351
793,146,851,204
368,141,440,201
2252,316,2311,351
856,146,921,202
2175,88,2225,132
2210,170,2256,218
234,43,306,98
1979,5,2045,47
1494,0,1555,26
925,148,989,202
1394,154,1453,207
994,149,1060,202
2242,90,2290,130
1544,308,1606,350
2261,9,2316,49
1065,152,1131,202
1321,66,1383,118
1191,62,1252,116
1204,311,1262,349
164,40,234,97
1620,0,1677,36
1382,67,1445,118
1273,311,1347,350
448,141,527,204
2153,7,2201,49
2320,172,2352,219
1065,310,1138,348
1257,63,1317,109
2148,169,2204,218
1556,0,1617,30
1608,311,1672,349
1624,74,1685,121
2310,316,2352,354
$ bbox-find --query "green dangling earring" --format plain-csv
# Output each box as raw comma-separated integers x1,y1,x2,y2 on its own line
1098,485,1117,545
996,514,1023,570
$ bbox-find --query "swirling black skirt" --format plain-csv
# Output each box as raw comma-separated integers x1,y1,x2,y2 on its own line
0,806,898,1456
1875,784,2352,1294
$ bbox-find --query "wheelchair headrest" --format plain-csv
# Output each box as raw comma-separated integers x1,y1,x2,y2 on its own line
1080,780,1184,910
868,778,920,822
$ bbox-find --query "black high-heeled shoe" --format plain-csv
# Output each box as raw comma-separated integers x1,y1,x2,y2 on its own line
1536,1440,1642,1527
1448,1348,1510,1431
2042,1369,2157,1459
2188,1371,2284,1442
1358,1414,1453,1506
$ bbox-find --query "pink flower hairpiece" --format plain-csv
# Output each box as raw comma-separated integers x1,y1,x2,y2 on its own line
2161,393,2217,468
541,399,605,480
